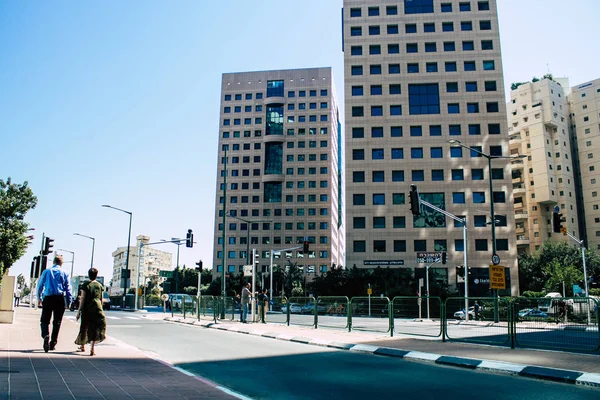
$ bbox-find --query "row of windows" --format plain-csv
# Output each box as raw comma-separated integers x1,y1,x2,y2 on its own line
223,140,328,153
223,114,329,126
352,81,497,97
352,168,504,182
223,89,328,102
349,20,492,36
350,124,502,138
224,102,328,113
352,238,509,254
220,193,329,204
351,145,502,160
350,42,497,56
222,127,329,138
221,208,329,218
353,214,507,229
351,101,499,117
222,179,330,191
350,62,496,78
217,250,329,259
349,1,490,17
218,222,331,232
352,191,506,205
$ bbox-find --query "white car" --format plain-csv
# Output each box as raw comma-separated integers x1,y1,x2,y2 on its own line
281,303,303,314
454,306,476,320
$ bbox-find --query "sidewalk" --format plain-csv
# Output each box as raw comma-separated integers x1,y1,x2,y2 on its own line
166,314,600,388
0,307,240,400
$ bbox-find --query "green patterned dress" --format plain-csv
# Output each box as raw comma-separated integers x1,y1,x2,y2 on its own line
74,280,106,344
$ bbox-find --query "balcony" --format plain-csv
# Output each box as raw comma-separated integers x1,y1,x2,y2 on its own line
514,202,524,209
515,211,528,220
509,134,522,144
513,183,526,195
516,235,530,246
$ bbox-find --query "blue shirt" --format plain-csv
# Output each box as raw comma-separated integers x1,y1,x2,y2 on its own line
37,264,72,304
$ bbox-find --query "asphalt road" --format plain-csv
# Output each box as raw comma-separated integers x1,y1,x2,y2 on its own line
92,311,599,400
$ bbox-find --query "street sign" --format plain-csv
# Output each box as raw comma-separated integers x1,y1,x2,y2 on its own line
159,270,173,278
489,265,506,290
416,252,442,264
243,264,253,277
367,288,372,295
491,253,500,266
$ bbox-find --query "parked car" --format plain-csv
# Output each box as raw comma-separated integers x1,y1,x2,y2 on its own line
169,294,192,309
281,303,303,314
102,292,111,310
454,306,476,320
518,308,548,320
300,302,329,314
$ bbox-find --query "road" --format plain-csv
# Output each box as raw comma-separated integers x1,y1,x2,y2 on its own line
76,311,600,400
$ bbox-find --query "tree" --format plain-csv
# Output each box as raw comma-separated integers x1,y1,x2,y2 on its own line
0,178,38,278
543,260,583,295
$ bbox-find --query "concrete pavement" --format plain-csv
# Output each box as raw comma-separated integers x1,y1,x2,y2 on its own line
0,306,244,400
165,313,600,388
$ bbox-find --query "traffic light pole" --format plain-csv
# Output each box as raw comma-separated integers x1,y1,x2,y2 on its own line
564,232,591,325
425,258,442,320
417,198,469,320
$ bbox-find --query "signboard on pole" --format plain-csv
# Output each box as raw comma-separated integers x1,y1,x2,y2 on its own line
159,270,173,278
243,265,253,277
489,265,506,290
416,252,442,264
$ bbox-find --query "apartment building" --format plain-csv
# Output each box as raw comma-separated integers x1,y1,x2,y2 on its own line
110,235,172,295
569,78,600,251
343,0,518,295
212,68,344,287
507,78,580,254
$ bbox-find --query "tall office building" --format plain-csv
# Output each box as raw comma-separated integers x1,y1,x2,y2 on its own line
212,68,344,289
343,0,517,295
569,78,600,251
507,77,580,254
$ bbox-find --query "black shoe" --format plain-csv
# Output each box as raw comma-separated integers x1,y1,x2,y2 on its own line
43,336,50,353
49,342,56,351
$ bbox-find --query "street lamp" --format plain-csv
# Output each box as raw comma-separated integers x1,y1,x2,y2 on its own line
73,233,95,269
102,205,132,307
447,139,526,321
57,248,75,286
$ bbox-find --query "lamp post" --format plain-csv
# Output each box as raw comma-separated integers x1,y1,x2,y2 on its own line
102,205,132,308
73,233,95,270
447,139,526,322
57,248,75,288
161,238,183,293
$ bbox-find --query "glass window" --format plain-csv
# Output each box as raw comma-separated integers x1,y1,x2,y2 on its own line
488,123,501,135
410,126,422,136
405,24,417,33
472,169,484,180
444,41,456,51
481,40,493,50
478,1,490,10
351,65,363,76
351,46,362,56
464,61,476,71
372,148,384,159
424,23,435,32
392,148,404,159
368,6,379,16
404,0,434,14
390,105,402,115
412,170,424,181
350,8,361,17
431,147,443,158
460,2,471,11
372,171,385,182
394,240,407,252
483,60,495,70
353,171,365,183
369,25,380,35
448,103,460,114
354,217,366,229
353,194,365,205
387,24,399,34
484,81,497,91
393,193,405,205
446,82,458,92
473,192,485,203
373,193,385,205
407,63,419,73
408,84,440,115
387,5,398,15
442,22,454,32
354,241,366,253
371,126,384,137
369,45,381,55
426,62,438,72
411,148,424,158
352,127,364,138
352,149,364,160
389,84,401,94
266,80,284,97
389,64,400,74
441,3,452,12
388,44,400,54
480,20,491,30
392,170,404,182
462,41,475,51
371,106,383,116
461,21,473,31
352,86,363,96
432,169,444,181
468,124,481,135
373,217,386,229
445,62,457,72
371,85,383,95
351,26,362,36
352,106,364,117
486,102,499,112
393,217,406,229
391,126,403,137
452,169,464,180
370,64,382,74
475,239,488,251
465,81,478,92
453,192,466,204
406,43,418,53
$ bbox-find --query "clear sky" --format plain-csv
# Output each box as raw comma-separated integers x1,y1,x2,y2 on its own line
2,0,599,285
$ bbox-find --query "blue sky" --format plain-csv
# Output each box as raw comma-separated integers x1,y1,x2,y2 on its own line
2,0,599,284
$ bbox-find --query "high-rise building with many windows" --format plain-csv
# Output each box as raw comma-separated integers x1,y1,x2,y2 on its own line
212,68,344,289
343,0,518,295
507,77,580,255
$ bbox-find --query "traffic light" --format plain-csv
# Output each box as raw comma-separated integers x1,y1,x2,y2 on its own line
303,240,310,253
456,266,464,278
409,185,421,216
195,260,203,271
552,208,563,233
253,249,259,264
30,256,41,279
43,237,54,255
186,229,193,247
40,255,48,274
441,252,447,265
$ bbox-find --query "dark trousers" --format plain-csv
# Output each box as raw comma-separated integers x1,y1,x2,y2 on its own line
259,304,265,322
40,295,66,344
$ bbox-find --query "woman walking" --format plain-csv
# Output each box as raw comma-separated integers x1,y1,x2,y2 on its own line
75,268,106,356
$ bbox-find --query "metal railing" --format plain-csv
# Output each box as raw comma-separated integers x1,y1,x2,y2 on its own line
392,296,443,338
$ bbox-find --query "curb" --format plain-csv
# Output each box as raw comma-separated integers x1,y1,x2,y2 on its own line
165,316,600,388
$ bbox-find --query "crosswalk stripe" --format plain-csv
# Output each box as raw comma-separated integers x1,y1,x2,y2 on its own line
125,316,140,320
106,316,120,320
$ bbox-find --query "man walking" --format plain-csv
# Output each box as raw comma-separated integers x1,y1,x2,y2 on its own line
257,288,267,323
14,287,21,307
37,255,72,352
241,283,251,323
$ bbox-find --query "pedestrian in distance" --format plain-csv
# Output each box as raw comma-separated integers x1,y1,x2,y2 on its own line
14,286,21,307
257,288,267,323
74,268,106,356
473,301,480,320
241,282,251,323
37,255,73,353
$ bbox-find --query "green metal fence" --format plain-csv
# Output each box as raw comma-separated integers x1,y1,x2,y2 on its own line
444,297,511,346
512,296,600,352
392,296,443,338
288,296,316,327
349,296,390,333
315,296,349,330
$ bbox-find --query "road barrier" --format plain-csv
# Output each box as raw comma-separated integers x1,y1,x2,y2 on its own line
444,297,511,346
288,296,316,327
392,296,443,338
266,296,288,325
349,296,390,333
315,296,349,330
